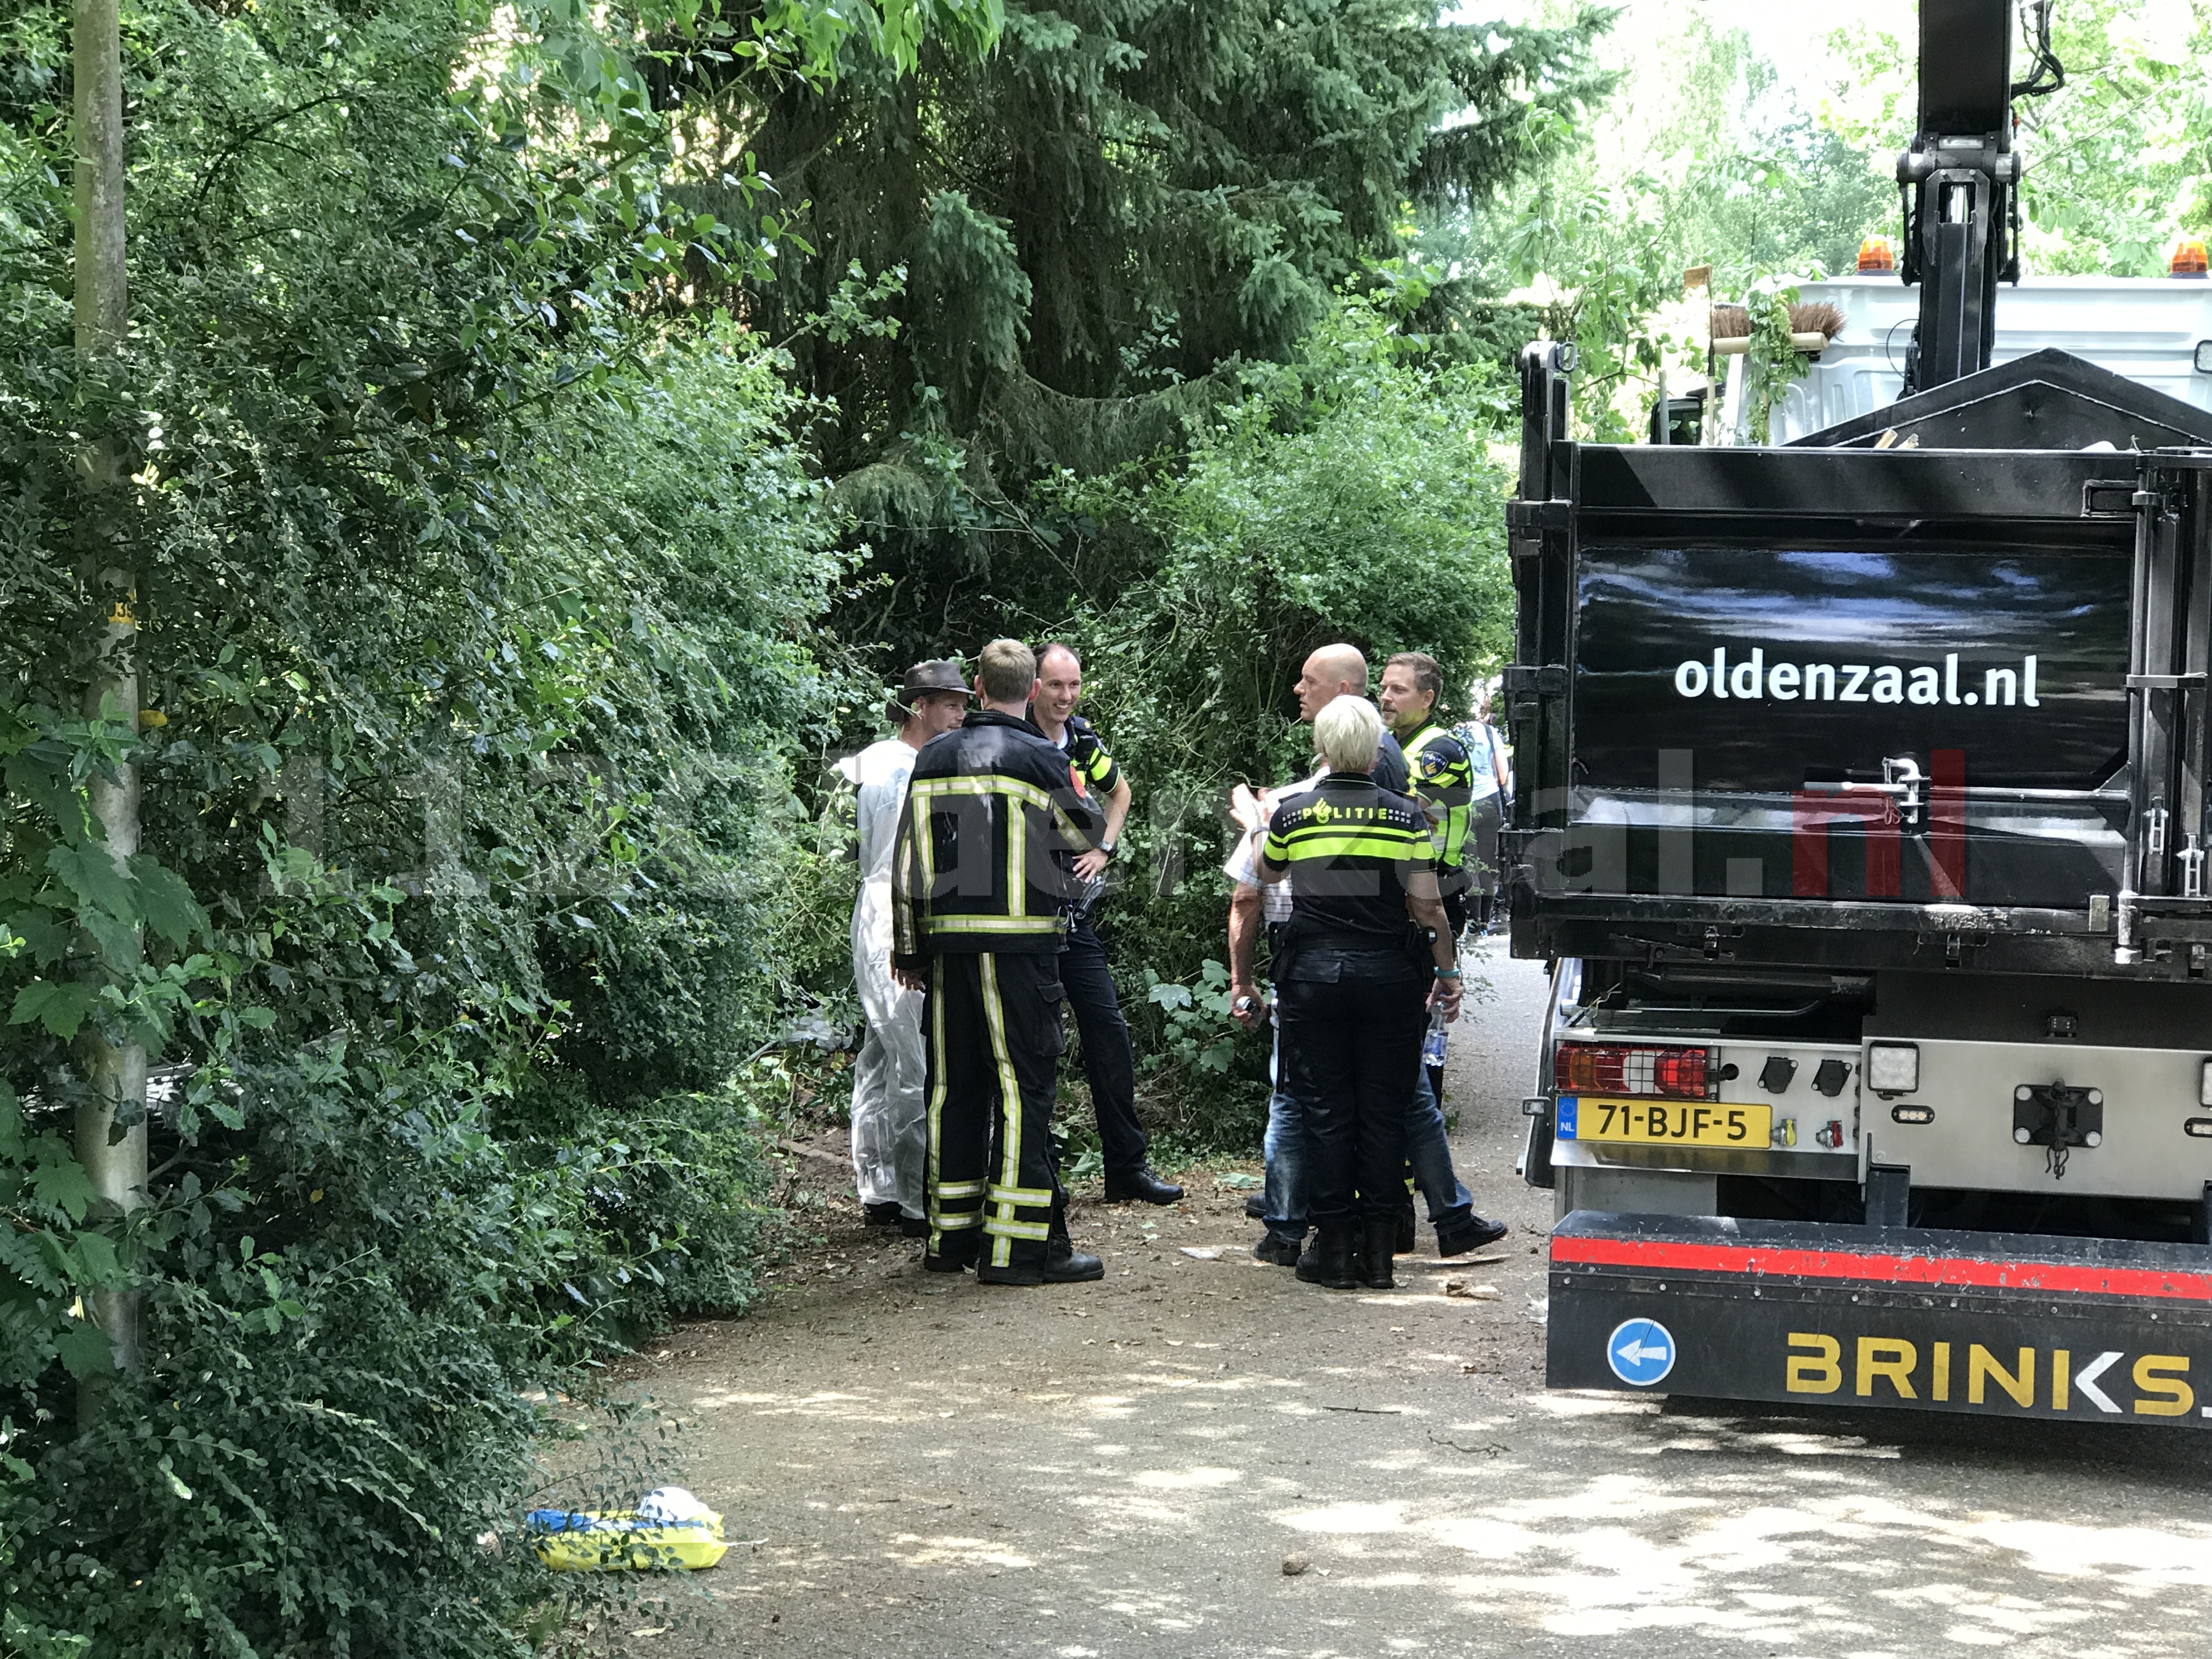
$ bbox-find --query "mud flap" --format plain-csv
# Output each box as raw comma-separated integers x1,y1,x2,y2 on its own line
1548,1210,2212,1426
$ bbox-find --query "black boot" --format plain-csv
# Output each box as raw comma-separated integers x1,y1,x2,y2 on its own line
1043,1236,1105,1282
1436,1211,1509,1257
1043,1199,1105,1282
1296,1222,1359,1289
1104,1165,1184,1205
1252,1229,1304,1267
863,1200,904,1228
1359,1217,1398,1290
923,1229,979,1273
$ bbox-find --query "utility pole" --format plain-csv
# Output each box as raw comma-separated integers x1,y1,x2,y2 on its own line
73,0,146,1406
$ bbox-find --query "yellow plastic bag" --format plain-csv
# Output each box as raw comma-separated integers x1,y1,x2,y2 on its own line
526,1487,729,1572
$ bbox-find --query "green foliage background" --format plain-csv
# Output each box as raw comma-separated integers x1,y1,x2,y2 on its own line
4,0,2204,1649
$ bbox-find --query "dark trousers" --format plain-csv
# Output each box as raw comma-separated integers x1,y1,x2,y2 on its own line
1472,794,1503,900
1279,961,1427,1227
923,952,1065,1270
1061,913,1148,1176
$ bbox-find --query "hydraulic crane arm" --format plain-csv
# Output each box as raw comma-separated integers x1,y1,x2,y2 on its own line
1897,0,2022,393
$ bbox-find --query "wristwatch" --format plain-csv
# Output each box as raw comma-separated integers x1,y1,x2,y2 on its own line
1098,839,1118,861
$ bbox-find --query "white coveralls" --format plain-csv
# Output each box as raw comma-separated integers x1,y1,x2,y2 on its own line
839,737,928,1218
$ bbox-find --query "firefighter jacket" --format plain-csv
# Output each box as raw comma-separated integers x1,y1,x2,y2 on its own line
891,709,1108,969
1401,723,1475,892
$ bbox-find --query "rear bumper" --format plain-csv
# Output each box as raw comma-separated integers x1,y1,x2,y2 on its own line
1548,1209,2212,1425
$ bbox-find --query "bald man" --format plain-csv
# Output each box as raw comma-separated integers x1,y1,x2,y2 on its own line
1293,645,1409,792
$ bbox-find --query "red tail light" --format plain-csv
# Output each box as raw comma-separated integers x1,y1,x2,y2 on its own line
1557,1043,1714,1099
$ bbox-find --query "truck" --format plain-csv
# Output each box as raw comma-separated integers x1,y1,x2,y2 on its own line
1510,0,2212,1424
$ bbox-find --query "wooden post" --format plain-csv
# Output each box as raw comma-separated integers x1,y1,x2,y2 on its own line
73,0,147,1404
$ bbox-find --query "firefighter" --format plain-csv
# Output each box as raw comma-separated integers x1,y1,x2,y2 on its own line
891,639,1110,1285
837,660,972,1235
1028,641,1182,1206
1259,695,1463,1291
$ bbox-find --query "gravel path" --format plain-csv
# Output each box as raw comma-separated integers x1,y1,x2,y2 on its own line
604,940,2212,1658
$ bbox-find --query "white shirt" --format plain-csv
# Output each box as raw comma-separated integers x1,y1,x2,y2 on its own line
1221,768,1324,924
838,737,919,884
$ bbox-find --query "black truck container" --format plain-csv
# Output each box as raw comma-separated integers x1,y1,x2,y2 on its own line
1510,0,2212,1425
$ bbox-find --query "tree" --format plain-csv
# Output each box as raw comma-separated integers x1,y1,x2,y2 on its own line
646,0,1607,663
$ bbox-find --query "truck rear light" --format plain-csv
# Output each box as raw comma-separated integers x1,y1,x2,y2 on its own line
1556,1043,1713,1099
1867,1041,1921,1094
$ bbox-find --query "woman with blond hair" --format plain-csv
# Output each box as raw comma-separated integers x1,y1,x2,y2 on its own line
1258,695,1463,1289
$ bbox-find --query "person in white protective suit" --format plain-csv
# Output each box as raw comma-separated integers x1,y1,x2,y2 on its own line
838,660,972,1234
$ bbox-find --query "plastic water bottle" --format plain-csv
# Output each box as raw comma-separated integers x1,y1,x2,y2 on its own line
1421,1006,1449,1069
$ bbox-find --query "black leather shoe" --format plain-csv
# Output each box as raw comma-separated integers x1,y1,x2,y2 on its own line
1436,1213,1510,1257
1296,1223,1359,1289
863,1201,904,1228
1359,1218,1398,1290
898,1214,930,1239
1244,1193,1267,1220
1253,1231,1304,1266
1104,1165,1183,1205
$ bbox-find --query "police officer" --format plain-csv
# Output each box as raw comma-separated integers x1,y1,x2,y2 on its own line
1029,641,1182,1206
891,639,1110,1286
1376,651,1510,1257
1259,695,1462,1291
1379,651,1476,941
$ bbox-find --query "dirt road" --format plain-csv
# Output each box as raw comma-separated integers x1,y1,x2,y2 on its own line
616,941,2212,1657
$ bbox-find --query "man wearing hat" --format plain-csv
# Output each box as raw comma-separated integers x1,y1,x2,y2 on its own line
838,660,972,1233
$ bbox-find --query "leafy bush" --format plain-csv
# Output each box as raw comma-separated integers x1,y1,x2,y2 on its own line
0,0,905,1649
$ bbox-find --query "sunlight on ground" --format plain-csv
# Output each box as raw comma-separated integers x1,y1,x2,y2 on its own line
672,1344,2212,1654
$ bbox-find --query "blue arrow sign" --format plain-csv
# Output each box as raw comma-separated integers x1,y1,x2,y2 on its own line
1606,1317,1677,1386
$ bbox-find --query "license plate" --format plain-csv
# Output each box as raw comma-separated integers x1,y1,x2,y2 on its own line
1557,1096,1771,1148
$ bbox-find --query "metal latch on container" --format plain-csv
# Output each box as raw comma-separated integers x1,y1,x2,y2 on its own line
1504,499,1572,533
1502,664,1566,713
2080,479,2135,517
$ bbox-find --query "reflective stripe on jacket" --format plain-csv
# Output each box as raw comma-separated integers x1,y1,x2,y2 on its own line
1402,723,1474,877
1260,775,1435,947
891,710,1107,965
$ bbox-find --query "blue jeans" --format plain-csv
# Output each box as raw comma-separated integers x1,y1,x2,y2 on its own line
1407,1066,1472,1224
1261,1024,1307,1235
1262,1026,1471,1236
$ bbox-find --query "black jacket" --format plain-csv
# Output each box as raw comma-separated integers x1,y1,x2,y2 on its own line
891,709,1108,967
1260,772,1434,950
